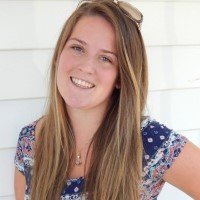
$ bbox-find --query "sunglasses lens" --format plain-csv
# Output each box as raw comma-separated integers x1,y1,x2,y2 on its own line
118,2,143,22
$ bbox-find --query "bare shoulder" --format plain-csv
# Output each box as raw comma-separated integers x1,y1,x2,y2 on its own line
163,141,200,199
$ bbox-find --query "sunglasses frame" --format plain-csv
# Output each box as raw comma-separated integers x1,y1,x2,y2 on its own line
77,0,143,29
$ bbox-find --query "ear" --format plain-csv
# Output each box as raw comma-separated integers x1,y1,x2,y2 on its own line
115,79,121,89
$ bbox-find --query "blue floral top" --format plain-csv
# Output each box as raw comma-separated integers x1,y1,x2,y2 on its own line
14,117,188,199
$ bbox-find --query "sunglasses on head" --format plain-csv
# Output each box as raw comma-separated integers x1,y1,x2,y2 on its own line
77,0,143,29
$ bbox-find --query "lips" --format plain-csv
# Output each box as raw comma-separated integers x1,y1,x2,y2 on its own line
71,77,95,89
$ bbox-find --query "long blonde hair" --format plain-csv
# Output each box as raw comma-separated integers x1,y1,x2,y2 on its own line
30,1,148,199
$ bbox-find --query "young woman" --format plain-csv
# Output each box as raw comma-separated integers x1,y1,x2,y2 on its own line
14,1,200,199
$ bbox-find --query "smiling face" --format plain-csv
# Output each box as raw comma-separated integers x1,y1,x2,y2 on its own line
57,16,118,112
56,15,119,113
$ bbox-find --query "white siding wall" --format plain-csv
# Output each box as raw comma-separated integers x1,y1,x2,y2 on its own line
0,0,199,199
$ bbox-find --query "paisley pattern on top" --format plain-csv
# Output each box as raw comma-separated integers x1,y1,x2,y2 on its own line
14,117,188,200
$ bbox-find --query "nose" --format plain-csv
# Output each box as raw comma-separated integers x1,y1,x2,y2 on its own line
78,58,95,75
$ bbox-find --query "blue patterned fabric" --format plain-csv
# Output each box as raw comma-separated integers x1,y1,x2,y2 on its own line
14,117,188,199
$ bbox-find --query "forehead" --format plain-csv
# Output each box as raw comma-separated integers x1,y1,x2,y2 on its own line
69,15,117,50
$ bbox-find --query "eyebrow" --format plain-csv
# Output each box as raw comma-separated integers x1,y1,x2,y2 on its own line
68,37,118,58
69,37,87,45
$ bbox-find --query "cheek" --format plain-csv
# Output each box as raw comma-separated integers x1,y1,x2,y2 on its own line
58,57,69,72
58,51,76,72
56,56,69,86
100,69,118,88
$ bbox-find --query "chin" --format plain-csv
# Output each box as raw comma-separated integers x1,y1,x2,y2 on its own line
65,101,90,110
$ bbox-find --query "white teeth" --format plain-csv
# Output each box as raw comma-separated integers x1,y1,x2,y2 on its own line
71,77,94,89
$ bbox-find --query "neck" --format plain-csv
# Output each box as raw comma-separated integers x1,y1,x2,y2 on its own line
66,105,107,142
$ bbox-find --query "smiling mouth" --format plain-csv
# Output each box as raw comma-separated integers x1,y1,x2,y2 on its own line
71,77,95,89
